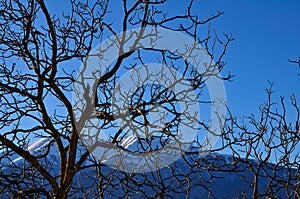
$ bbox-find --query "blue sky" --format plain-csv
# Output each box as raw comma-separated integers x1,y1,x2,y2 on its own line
192,1,300,157
42,1,300,152
195,1,300,119
0,0,297,165
47,0,300,119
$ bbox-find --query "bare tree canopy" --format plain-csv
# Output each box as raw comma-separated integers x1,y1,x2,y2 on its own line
0,0,299,198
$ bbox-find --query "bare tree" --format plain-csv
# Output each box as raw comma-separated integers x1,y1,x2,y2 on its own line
220,83,300,199
0,0,233,198
1,0,299,199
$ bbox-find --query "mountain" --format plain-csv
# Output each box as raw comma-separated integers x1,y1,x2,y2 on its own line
0,136,297,198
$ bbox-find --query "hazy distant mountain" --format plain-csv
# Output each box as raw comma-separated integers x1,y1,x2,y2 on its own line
1,136,296,198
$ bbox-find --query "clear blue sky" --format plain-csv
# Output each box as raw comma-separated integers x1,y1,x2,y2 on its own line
191,1,300,157
16,0,295,164
2,0,299,160
0,0,293,164
194,1,300,119
43,1,300,151
47,0,300,119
